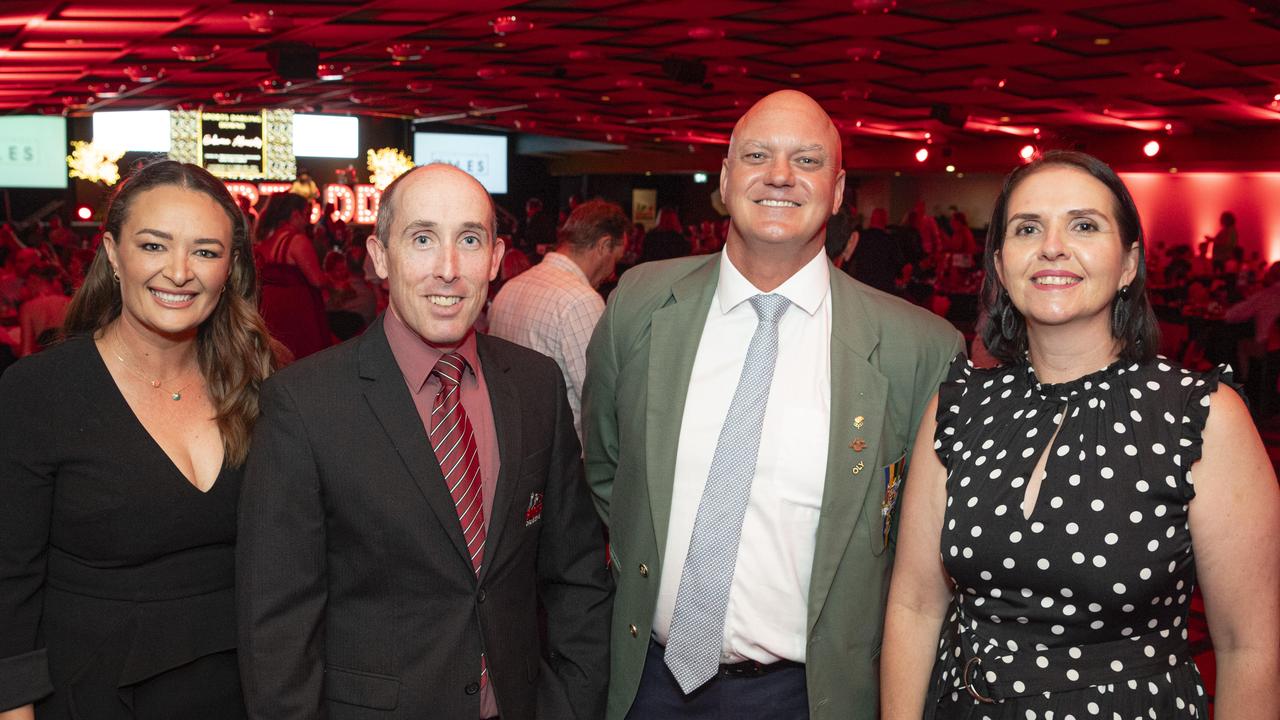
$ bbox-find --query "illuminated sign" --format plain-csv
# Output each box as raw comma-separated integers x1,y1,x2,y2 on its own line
226,181,381,225
170,109,295,181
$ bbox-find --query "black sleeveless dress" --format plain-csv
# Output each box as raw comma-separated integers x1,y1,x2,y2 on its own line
927,356,1228,719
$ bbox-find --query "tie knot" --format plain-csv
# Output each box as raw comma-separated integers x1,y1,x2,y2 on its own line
749,293,791,324
431,352,468,386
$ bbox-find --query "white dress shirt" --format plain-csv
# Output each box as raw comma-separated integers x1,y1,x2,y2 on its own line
652,249,832,664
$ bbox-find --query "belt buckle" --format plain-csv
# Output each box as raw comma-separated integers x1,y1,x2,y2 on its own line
962,656,996,704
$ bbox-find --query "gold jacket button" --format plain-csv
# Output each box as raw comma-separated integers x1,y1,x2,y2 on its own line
638,563,649,577
629,624,639,638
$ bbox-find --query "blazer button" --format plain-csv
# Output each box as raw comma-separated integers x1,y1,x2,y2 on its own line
629,624,638,638
465,682,480,695
638,563,649,577
477,588,487,603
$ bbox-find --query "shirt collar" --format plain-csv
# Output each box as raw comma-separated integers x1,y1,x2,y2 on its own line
542,251,592,286
383,305,482,393
716,247,830,317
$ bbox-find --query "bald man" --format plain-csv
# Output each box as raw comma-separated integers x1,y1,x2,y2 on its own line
583,91,963,719
238,164,612,720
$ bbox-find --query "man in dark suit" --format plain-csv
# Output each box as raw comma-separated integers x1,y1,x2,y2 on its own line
237,163,612,720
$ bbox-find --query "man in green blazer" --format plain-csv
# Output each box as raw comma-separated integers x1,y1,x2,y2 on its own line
583,90,964,719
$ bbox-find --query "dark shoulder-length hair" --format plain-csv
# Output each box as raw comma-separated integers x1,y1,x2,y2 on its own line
979,150,1158,365
63,159,279,466
255,191,310,244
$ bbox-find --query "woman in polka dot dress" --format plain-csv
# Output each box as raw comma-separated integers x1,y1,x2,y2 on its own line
880,151,1280,720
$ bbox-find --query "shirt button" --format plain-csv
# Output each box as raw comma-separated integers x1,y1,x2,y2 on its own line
477,589,487,603
465,682,480,695
629,624,638,638
638,563,649,577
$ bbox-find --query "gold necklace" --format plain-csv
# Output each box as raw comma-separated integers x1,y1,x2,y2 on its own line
109,334,199,401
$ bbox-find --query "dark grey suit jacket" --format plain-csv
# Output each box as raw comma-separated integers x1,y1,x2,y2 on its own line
237,316,612,719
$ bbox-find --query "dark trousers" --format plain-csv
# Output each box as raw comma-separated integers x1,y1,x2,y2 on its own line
625,640,809,720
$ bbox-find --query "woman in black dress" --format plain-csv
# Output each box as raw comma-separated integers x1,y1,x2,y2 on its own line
881,151,1280,718
0,160,277,719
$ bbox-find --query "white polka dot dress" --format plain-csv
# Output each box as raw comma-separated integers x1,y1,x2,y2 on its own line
926,356,1229,719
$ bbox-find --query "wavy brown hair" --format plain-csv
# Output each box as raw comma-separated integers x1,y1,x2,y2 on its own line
64,159,279,466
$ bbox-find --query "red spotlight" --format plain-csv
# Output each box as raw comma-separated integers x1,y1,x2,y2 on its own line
914,147,929,163
1019,144,1037,161
1142,139,1161,157
75,205,93,221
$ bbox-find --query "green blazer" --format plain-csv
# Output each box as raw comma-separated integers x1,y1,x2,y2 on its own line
583,253,964,719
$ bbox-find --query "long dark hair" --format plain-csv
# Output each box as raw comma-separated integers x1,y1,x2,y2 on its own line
979,150,1158,365
63,159,278,466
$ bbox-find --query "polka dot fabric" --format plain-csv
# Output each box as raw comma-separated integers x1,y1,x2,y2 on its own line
926,356,1233,719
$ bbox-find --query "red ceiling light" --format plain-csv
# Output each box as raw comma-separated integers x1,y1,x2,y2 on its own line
244,10,288,34
568,49,601,61
533,89,560,100
387,43,428,63
349,92,385,105
688,26,725,40
89,82,128,99
61,95,92,109
212,91,241,105
257,77,292,94
490,15,533,35
1015,24,1057,42
406,80,433,93
615,77,644,89
914,147,929,163
712,63,747,76
477,67,508,79
1019,144,1037,161
1143,61,1184,79
172,43,218,62
123,65,164,83
852,0,897,14
76,205,93,221
972,76,1006,90
841,85,872,101
317,64,348,81
846,46,881,62
1143,139,1161,157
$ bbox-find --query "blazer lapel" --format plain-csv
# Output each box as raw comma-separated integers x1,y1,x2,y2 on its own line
475,334,522,583
646,257,719,565
359,318,474,571
808,271,890,632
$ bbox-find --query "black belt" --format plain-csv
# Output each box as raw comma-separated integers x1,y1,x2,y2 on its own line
651,639,803,679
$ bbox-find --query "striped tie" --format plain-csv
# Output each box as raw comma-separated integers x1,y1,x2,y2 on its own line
429,352,486,572
428,352,489,690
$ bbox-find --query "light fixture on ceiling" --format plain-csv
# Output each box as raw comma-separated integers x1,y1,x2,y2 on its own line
852,0,897,14
915,147,929,163
1019,144,1037,161
477,67,508,79
568,49,601,61
972,76,1007,90
1143,61,1184,80
846,46,881,62
688,26,725,40
123,65,164,83
713,63,747,76
89,82,128,98
1143,139,1161,157
172,43,219,62
350,92,385,105
1015,24,1057,42
387,43,428,63
257,77,292,94
61,95,92,109
317,64,348,81
491,15,534,35
533,89,560,100
212,91,242,105
407,80,433,93
615,77,644,89
244,10,288,34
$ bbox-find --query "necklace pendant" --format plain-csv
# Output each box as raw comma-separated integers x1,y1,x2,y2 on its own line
151,379,161,388
171,392,182,401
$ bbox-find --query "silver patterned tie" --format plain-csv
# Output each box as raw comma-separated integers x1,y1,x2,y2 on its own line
664,292,792,694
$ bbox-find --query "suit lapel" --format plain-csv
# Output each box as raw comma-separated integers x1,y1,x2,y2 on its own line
475,335,521,583
359,318,473,571
646,257,719,565
808,271,890,632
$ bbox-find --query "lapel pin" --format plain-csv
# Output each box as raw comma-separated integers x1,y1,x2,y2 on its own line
854,415,865,429
852,461,865,475
850,438,867,452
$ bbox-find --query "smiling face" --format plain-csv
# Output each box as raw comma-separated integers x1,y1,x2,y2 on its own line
996,165,1138,338
367,165,503,347
101,185,234,340
721,90,845,256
